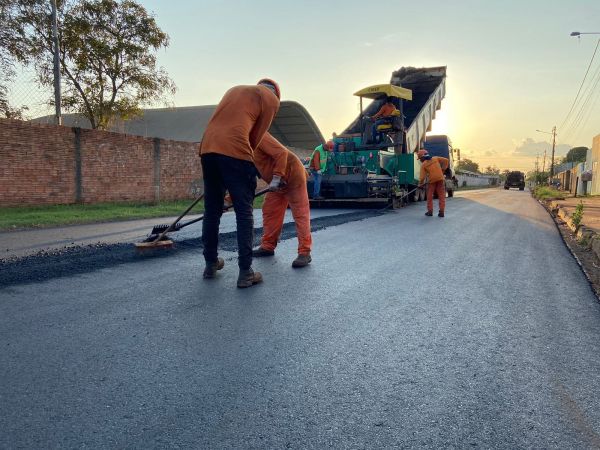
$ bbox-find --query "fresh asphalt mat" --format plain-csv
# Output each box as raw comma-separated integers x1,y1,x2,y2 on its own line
0,210,381,288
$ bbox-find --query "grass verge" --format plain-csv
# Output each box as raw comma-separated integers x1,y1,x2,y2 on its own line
0,196,265,231
532,186,567,200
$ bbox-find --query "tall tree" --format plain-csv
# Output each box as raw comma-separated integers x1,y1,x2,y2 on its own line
7,0,176,129
483,165,500,175
455,158,479,173
561,146,588,164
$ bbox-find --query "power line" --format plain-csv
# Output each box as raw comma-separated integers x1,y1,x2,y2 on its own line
559,38,600,132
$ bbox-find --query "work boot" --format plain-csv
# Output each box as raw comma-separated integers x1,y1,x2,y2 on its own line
292,253,312,268
203,257,224,279
425,210,433,216
438,211,445,218
237,268,263,288
252,247,275,257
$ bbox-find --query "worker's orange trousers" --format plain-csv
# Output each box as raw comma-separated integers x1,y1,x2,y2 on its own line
427,180,446,212
260,186,312,255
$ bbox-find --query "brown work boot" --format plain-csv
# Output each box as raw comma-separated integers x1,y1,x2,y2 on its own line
237,268,263,288
425,210,433,216
203,257,224,279
438,211,445,217
252,247,275,257
292,253,312,268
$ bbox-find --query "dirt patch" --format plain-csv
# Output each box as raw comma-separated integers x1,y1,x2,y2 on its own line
542,201,600,299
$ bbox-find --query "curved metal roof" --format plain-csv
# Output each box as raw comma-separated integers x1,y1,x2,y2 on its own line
32,101,325,150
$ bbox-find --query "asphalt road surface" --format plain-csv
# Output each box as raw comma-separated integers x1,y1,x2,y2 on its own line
2,188,600,448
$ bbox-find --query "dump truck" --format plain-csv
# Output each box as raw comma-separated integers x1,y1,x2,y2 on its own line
307,66,448,208
504,171,525,190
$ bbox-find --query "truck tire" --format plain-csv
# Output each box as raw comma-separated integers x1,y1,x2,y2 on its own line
447,189,454,198
519,187,524,191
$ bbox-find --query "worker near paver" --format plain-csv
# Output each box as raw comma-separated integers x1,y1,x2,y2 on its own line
199,79,280,288
417,149,449,217
252,132,312,268
309,141,332,200
366,96,399,143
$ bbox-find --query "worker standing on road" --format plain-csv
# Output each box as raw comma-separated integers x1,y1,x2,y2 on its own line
417,149,449,217
309,141,332,200
199,79,280,288
252,133,312,268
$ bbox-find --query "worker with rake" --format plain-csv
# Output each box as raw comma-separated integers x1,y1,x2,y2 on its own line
252,133,312,268
199,79,280,288
417,149,449,218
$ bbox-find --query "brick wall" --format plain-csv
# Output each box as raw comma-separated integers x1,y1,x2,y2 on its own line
0,118,201,206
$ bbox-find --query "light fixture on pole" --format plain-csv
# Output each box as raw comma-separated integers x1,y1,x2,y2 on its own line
571,31,600,37
536,128,557,181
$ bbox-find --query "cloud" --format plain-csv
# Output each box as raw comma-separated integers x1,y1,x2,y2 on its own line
512,138,570,157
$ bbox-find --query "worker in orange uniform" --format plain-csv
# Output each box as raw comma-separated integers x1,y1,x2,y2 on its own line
251,133,312,268
199,79,280,288
417,149,449,217
366,96,399,143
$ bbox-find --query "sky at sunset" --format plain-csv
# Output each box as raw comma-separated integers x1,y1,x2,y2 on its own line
14,0,599,173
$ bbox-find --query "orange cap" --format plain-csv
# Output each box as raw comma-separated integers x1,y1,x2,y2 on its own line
258,78,280,99
417,149,428,159
326,140,334,150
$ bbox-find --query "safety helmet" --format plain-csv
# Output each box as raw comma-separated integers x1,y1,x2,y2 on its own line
326,140,334,150
257,78,280,99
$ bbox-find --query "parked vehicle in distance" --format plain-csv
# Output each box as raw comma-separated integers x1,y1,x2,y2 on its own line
504,171,525,190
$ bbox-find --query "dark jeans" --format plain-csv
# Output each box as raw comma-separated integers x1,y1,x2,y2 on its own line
201,153,257,270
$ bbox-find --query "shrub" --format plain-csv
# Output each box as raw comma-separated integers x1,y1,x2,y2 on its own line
572,201,584,229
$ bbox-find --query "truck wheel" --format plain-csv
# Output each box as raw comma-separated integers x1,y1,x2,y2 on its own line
519,187,524,191
447,189,454,198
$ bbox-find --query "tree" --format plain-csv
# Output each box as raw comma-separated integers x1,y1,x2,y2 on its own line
0,0,26,118
6,0,176,129
483,165,500,175
455,158,479,173
561,146,588,164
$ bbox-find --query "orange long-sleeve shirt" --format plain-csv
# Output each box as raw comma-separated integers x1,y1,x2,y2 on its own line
199,85,280,162
372,103,398,119
255,133,307,188
419,156,449,184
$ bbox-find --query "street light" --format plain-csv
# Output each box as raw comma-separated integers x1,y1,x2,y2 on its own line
571,31,600,37
536,127,557,182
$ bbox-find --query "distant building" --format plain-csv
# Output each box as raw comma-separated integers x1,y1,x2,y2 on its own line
32,101,325,157
456,170,499,187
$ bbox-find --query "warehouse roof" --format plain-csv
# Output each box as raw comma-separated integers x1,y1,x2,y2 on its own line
33,101,325,150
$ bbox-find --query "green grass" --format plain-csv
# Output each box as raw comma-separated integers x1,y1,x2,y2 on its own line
0,196,266,231
533,186,566,200
455,185,499,191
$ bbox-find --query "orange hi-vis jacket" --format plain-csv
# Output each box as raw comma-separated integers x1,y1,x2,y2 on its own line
372,103,398,119
255,133,307,189
419,156,449,185
199,85,280,162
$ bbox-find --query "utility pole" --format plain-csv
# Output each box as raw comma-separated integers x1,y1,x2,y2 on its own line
549,125,557,180
542,149,546,175
51,0,61,125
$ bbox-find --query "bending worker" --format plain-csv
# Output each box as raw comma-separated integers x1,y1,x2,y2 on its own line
309,141,332,200
199,79,280,288
417,149,449,217
252,133,312,268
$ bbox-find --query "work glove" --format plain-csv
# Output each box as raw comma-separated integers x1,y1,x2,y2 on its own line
269,175,282,191
316,170,322,175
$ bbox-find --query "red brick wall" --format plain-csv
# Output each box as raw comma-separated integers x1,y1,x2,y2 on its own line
0,118,201,206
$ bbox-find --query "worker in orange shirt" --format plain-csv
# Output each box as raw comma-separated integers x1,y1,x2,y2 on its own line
199,79,280,288
417,149,449,217
366,96,399,143
252,133,312,268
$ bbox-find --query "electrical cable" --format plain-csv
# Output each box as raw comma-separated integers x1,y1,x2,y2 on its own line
559,38,600,133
